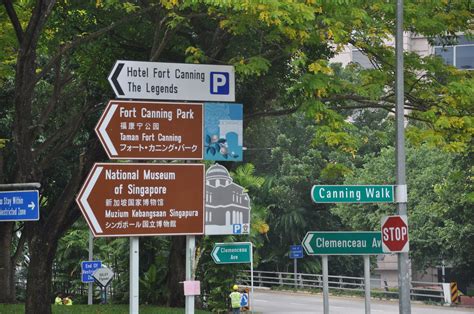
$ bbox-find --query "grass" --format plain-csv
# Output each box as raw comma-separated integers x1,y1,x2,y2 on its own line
0,304,211,314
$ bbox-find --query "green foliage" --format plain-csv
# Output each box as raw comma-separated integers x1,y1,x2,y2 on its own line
332,144,474,282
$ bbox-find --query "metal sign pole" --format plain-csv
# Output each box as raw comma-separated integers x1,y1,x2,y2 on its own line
395,0,411,313
294,258,297,288
88,230,93,305
364,255,371,314
250,243,254,314
185,235,196,314
130,237,139,314
322,255,329,314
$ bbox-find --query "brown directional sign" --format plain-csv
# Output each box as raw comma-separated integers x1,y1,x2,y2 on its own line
95,101,203,160
76,163,204,237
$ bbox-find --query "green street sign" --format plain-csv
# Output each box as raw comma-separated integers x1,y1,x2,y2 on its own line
302,231,385,255
211,242,252,264
311,185,394,203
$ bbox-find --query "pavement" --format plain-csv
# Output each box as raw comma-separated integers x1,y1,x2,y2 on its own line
250,289,474,314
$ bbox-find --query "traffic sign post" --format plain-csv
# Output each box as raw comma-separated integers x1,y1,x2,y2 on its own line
76,163,204,237
81,260,102,283
212,242,254,312
303,231,385,314
302,231,384,255
211,242,252,264
96,101,204,160
381,215,409,253
108,60,235,102
290,245,303,288
0,190,39,221
311,185,394,203
93,267,115,305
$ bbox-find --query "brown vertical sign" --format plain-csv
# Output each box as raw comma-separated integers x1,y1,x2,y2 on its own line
96,101,203,160
76,163,204,237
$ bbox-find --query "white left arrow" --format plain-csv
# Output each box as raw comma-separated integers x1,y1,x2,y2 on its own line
97,104,119,156
212,246,221,263
303,233,314,254
28,202,35,210
79,166,104,234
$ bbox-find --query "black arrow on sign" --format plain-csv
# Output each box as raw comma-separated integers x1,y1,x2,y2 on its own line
111,63,124,96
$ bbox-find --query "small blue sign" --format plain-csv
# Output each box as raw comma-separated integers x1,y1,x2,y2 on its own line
81,261,102,283
290,245,304,259
210,72,230,95
0,190,39,221
233,224,242,234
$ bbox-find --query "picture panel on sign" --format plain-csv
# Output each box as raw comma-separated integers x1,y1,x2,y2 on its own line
76,163,204,237
204,103,243,161
204,164,251,235
95,101,204,160
108,61,235,102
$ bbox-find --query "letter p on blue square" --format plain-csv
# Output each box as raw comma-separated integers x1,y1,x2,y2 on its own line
210,72,229,95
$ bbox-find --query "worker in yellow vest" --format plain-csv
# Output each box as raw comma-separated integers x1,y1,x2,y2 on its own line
63,295,73,306
229,285,241,314
54,293,63,305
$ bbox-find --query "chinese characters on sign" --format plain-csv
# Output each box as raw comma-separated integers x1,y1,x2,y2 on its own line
76,163,204,237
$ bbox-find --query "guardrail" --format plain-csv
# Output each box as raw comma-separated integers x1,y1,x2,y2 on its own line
238,270,447,303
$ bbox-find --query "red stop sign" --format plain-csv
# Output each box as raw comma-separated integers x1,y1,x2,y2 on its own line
381,215,409,252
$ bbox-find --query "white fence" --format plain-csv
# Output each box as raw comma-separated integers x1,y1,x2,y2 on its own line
238,270,448,303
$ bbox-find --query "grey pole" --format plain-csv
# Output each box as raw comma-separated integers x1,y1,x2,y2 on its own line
88,230,93,305
130,237,139,314
364,255,371,314
294,258,297,288
395,0,411,313
185,235,195,314
250,243,254,314
322,255,329,314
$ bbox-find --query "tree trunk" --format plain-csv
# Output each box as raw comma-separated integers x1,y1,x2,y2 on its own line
25,230,57,314
166,236,186,307
0,223,15,303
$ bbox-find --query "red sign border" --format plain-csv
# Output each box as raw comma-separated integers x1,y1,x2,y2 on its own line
76,162,205,238
95,100,204,160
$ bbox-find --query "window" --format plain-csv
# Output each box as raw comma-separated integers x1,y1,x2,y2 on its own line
434,36,474,69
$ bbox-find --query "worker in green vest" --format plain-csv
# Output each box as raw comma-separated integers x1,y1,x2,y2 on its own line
63,295,73,306
229,285,241,314
54,293,63,305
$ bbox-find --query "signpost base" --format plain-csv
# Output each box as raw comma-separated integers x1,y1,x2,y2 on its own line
130,237,139,314
322,255,329,314
185,235,195,314
88,231,93,305
364,255,371,314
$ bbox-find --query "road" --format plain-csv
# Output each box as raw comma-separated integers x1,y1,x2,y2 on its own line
251,289,474,314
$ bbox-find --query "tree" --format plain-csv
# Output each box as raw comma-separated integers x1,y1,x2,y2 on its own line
332,143,473,284
1,1,472,312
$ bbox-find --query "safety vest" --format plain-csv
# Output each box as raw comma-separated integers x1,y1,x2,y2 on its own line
230,291,241,308
54,297,62,305
64,297,73,306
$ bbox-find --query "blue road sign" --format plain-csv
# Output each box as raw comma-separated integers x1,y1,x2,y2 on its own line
0,190,39,221
290,245,304,259
81,261,102,283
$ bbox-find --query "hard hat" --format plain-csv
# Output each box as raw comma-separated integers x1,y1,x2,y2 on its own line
233,285,239,291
